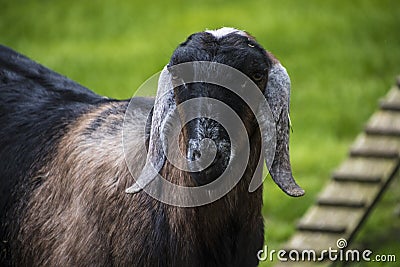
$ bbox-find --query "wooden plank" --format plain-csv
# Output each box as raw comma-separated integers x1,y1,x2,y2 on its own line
275,84,400,267
274,260,331,267
297,224,346,234
317,181,381,208
296,206,364,234
365,111,400,136
380,87,400,111
317,198,365,208
283,232,343,256
350,134,400,158
332,157,398,183
344,167,400,244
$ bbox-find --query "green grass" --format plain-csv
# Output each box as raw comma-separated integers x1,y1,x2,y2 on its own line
2,0,400,266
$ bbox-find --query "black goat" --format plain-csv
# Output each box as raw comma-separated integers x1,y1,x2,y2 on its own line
0,27,303,267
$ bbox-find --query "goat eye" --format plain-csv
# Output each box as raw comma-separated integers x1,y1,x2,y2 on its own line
252,72,264,82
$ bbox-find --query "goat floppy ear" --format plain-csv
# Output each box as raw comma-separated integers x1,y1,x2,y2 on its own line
126,66,175,193
262,59,304,197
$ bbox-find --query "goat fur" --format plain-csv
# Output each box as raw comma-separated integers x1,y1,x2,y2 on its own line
0,28,303,267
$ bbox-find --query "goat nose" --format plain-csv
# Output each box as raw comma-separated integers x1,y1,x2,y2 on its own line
187,139,203,161
189,148,201,161
187,138,216,169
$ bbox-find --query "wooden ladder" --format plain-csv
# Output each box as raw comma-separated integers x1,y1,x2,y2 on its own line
273,78,400,267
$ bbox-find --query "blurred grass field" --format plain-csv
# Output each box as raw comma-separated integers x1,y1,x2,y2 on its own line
1,0,399,266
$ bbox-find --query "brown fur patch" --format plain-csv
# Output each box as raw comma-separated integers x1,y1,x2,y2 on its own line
16,99,264,266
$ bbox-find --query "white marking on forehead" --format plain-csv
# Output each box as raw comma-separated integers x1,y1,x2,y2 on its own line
205,27,247,39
